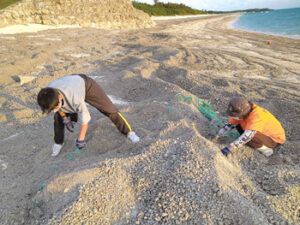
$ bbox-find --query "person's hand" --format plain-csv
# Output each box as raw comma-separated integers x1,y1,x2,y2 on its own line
76,139,86,149
221,147,231,156
211,135,219,142
63,116,74,132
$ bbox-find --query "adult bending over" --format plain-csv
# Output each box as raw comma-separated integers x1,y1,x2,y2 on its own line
37,74,140,156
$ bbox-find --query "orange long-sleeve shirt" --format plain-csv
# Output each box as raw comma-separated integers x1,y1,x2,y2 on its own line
229,104,286,144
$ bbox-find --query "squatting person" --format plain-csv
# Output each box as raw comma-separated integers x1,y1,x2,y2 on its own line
213,97,285,157
37,74,140,156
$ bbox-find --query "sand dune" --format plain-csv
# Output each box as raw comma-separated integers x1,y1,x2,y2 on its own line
0,15,299,224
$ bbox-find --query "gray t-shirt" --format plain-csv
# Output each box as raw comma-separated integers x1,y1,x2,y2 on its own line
47,75,91,124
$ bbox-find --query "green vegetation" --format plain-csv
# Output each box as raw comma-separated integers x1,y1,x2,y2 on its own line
0,0,21,10
132,1,272,16
132,1,206,16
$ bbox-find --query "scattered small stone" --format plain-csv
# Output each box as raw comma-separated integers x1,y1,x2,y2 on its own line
155,216,161,221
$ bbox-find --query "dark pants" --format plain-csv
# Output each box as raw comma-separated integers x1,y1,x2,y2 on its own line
236,125,279,149
54,113,78,144
54,74,131,144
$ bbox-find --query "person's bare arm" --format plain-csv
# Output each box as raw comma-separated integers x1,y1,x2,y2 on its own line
78,123,88,141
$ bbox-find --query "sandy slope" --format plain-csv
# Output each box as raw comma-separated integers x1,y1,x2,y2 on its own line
0,15,299,225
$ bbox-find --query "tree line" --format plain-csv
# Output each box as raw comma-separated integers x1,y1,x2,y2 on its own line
132,1,206,16
132,1,271,16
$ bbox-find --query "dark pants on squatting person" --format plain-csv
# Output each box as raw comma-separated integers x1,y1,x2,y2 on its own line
54,74,132,144
236,125,280,149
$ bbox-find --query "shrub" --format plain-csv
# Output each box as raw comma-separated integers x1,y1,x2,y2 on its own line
132,1,206,16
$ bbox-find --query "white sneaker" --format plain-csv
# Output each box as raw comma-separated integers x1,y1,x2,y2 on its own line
52,143,63,157
257,145,273,157
127,131,140,143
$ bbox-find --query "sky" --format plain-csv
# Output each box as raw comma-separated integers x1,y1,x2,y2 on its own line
134,0,300,11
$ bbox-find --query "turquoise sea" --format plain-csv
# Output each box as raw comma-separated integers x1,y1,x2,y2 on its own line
231,8,300,39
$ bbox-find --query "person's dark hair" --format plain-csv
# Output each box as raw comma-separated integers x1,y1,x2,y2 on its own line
37,88,59,113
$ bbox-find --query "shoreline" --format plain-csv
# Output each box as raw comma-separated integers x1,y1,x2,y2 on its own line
230,10,300,40
231,23,300,40
0,13,298,40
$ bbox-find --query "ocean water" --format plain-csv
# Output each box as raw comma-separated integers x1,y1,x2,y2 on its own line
231,8,300,39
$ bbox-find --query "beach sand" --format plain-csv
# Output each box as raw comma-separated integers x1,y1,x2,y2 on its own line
0,14,299,224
